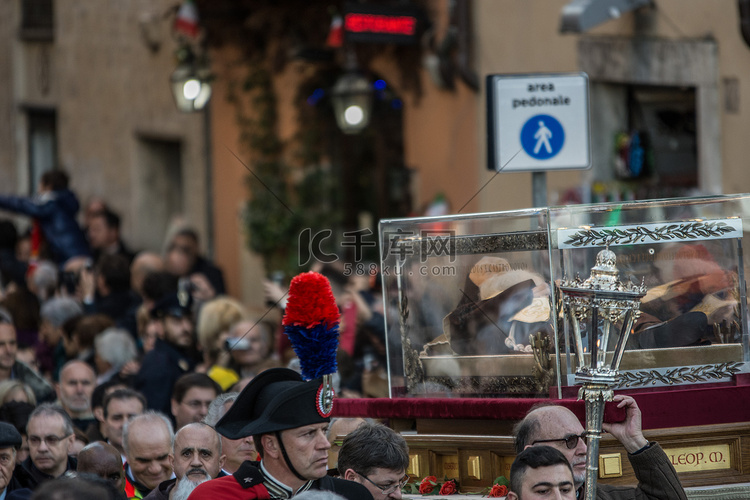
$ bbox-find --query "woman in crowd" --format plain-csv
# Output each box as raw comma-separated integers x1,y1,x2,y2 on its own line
196,296,248,390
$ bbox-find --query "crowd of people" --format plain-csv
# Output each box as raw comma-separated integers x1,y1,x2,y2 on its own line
0,171,686,499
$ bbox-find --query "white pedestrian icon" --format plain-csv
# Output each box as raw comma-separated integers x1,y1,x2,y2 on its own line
533,120,552,154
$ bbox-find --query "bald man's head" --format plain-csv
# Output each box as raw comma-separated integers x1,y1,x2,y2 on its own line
57,360,96,417
514,405,588,487
77,441,124,491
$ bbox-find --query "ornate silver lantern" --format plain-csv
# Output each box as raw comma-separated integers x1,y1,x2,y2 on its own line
558,248,646,500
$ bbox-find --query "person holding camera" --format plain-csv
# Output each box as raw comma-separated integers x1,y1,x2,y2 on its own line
224,318,281,380
194,297,247,391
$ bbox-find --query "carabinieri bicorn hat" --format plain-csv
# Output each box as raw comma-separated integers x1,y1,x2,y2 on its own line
215,367,332,439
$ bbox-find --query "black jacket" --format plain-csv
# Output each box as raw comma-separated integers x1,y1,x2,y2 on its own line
15,455,77,490
134,339,197,415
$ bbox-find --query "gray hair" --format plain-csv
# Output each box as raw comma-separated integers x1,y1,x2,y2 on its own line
203,392,238,427
172,422,222,456
122,411,174,456
94,328,137,371
32,261,58,301
293,491,346,500
28,403,74,437
40,297,83,328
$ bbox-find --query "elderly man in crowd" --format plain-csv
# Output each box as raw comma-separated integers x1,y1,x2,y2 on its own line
203,392,257,475
76,441,125,493
507,446,576,500
0,422,32,499
513,395,686,499
55,360,96,433
143,422,224,500
93,328,138,385
337,422,409,500
188,368,372,500
15,404,76,490
170,374,220,431
123,411,174,499
0,310,53,403
100,389,146,463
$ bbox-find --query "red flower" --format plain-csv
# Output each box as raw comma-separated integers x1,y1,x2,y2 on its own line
488,484,508,497
419,476,438,494
439,479,458,495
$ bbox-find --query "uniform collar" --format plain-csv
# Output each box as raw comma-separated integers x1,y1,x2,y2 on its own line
260,461,312,499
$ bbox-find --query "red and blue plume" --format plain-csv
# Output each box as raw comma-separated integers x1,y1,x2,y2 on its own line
282,271,340,380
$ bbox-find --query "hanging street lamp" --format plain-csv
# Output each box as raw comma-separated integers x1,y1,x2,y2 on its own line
170,45,212,112
331,71,373,134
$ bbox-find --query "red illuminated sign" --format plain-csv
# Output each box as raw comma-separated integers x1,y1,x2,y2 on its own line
344,13,417,36
343,4,423,45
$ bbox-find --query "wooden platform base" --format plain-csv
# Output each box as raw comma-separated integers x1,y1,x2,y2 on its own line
396,422,750,491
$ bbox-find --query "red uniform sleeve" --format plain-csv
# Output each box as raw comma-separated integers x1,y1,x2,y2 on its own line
187,475,270,500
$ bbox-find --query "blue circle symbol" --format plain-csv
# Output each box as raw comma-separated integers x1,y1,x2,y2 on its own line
520,114,565,160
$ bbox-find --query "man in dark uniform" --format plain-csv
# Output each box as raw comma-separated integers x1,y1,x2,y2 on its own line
187,368,373,500
134,294,198,415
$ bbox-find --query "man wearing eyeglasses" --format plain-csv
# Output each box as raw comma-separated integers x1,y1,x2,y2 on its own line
15,404,76,490
170,373,220,431
513,395,686,499
337,422,409,500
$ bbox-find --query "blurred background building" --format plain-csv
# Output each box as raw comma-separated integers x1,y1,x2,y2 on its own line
0,0,749,306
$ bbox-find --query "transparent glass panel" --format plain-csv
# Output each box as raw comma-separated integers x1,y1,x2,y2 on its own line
380,208,555,398
381,195,750,398
549,194,750,389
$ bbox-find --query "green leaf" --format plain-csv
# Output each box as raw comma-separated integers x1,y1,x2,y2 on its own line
493,476,510,486
401,483,420,495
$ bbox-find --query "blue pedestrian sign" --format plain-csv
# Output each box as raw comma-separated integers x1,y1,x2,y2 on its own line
486,73,590,172
520,114,565,160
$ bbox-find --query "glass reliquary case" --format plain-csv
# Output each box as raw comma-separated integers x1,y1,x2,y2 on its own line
379,194,750,398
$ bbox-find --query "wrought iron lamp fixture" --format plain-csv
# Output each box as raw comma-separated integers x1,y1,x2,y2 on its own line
331,48,372,134
331,71,373,134
170,45,212,112
557,248,646,500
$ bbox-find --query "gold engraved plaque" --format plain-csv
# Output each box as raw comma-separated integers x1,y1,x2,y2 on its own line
441,455,460,479
664,444,731,473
